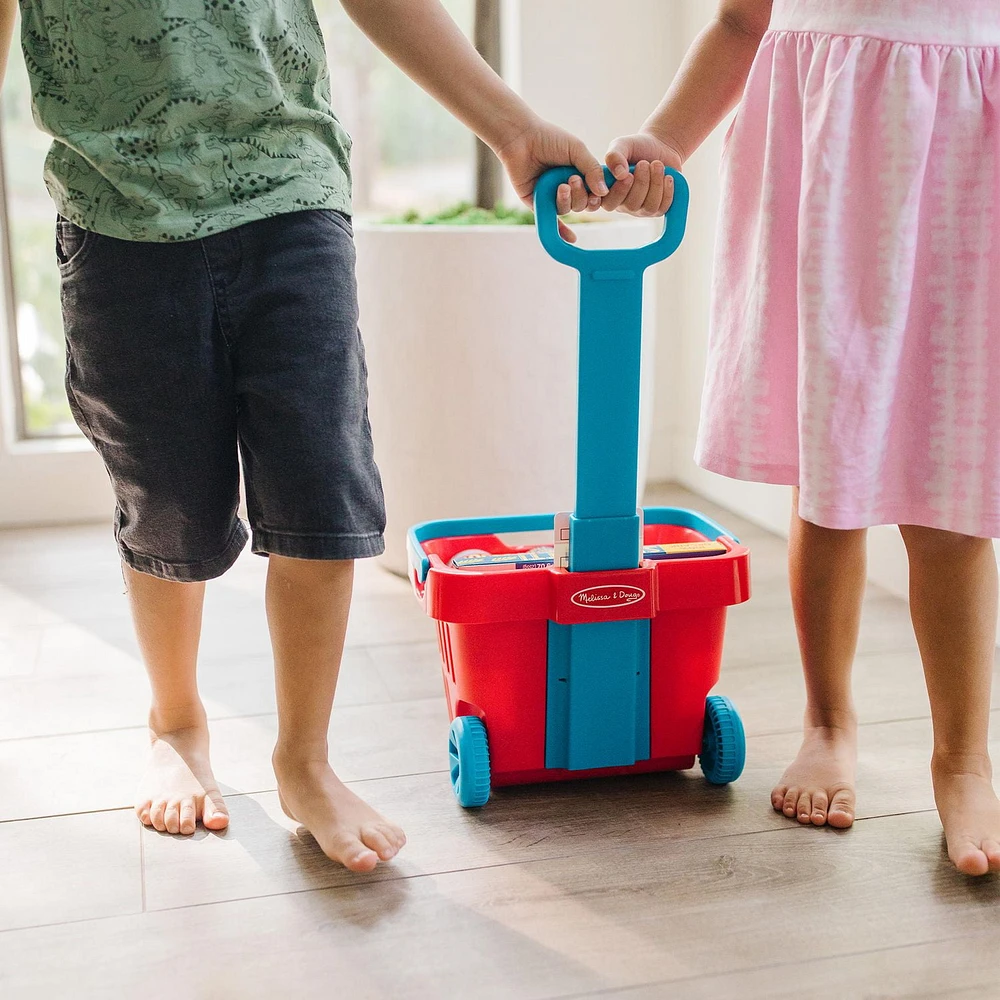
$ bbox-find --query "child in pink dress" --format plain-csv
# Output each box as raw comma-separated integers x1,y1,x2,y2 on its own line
566,0,1000,875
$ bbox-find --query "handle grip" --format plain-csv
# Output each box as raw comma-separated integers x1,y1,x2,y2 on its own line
533,165,688,272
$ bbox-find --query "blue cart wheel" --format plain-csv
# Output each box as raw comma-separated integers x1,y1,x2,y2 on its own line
448,716,491,807
699,695,746,785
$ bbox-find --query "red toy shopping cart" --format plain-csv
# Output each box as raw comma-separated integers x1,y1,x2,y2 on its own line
407,166,750,806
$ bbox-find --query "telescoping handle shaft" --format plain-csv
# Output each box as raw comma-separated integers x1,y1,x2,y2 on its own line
533,165,689,572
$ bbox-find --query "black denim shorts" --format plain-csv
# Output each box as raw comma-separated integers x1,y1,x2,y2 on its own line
58,210,386,582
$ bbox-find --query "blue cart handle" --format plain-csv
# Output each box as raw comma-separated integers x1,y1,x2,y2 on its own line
533,165,689,273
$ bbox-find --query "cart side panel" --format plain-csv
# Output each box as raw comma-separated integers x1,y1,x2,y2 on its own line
445,619,549,776
649,606,727,758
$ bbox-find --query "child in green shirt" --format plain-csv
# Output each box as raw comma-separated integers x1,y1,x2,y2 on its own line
1,0,606,871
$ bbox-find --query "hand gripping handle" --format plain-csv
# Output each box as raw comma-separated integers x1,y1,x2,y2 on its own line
533,164,689,273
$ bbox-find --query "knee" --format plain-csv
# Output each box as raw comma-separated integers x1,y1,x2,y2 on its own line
792,511,866,550
899,524,991,558
268,553,354,582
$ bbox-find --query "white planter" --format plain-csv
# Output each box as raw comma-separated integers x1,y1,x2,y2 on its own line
356,218,660,575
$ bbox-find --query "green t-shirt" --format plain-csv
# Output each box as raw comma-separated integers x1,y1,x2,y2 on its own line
19,0,352,241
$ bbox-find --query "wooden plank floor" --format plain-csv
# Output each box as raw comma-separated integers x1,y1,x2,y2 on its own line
1,484,998,999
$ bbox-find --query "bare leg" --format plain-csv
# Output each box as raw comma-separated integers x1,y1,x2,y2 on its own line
267,555,406,872
900,525,1000,876
772,491,866,828
127,565,229,835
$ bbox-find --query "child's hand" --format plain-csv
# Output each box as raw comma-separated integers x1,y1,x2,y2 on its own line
602,131,685,217
495,116,608,243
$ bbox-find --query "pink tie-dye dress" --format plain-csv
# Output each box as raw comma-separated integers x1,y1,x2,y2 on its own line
696,0,1000,536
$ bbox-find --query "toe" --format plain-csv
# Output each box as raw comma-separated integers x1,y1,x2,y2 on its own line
949,836,990,877
827,787,856,829
164,799,182,835
796,791,812,824
782,787,800,818
810,789,829,826
179,799,197,835
135,799,153,827
361,825,398,862
347,850,380,873
771,785,788,812
375,822,406,854
202,790,230,831
323,832,380,873
983,839,1000,872
149,799,167,832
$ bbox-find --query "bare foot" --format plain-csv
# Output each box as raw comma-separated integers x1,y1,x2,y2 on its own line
135,707,229,835
273,751,406,873
933,754,1000,876
772,717,857,828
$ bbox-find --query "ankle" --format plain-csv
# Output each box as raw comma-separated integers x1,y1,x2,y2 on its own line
148,700,207,735
272,740,330,776
803,705,857,733
931,748,993,781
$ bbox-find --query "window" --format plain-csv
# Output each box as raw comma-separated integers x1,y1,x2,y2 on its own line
2,34,74,438
1,1,476,439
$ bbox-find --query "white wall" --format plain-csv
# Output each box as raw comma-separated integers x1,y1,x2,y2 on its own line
503,0,681,482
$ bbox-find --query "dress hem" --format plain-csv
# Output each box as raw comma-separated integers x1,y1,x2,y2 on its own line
695,449,1000,539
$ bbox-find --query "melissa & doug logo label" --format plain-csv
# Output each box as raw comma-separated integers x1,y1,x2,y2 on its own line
570,585,646,609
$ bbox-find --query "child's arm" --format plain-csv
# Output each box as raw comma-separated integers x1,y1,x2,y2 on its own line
597,0,772,217
0,0,16,86
339,0,607,237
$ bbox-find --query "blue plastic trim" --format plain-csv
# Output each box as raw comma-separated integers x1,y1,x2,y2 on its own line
545,619,650,771
533,166,691,577
534,165,689,273
545,621,570,768
574,270,644,526
643,506,739,544
406,507,740,583
449,715,491,807
635,622,651,763
408,513,556,583
699,695,746,785
569,513,641,572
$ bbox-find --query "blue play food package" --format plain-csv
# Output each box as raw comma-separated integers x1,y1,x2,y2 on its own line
450,547,554,570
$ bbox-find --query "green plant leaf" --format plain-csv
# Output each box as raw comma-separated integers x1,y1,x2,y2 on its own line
382,202,535,226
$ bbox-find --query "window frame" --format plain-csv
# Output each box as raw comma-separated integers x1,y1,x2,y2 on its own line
0,114,109,527
0,112,29,444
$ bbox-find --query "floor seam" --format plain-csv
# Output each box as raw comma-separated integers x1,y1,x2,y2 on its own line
5,704,996,747
543,929,994,1000
0,770,452,825
0,804,944,940
0,697,446,744
0,797,939,829
0,810,958,941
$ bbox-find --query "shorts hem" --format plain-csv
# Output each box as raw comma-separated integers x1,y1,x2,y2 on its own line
119,520,249,582
251,528,386,561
